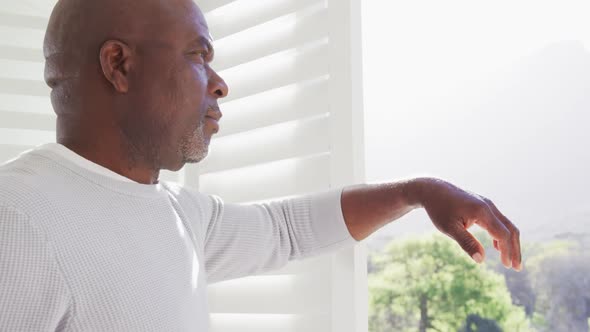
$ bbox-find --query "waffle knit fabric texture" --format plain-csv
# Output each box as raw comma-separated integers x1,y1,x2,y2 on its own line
0,144,356,331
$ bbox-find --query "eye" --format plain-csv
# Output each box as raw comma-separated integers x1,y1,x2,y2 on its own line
189,50,208,61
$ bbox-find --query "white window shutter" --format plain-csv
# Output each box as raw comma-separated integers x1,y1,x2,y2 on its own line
186,1,368,331
0,2,56,163
0,0,367,331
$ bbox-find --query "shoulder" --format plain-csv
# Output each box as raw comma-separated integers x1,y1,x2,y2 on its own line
161,181,222,220
0,155,62,228
0,150,48,192
162,181,223,211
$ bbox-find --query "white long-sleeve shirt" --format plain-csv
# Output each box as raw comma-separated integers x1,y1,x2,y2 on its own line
0,144,356,331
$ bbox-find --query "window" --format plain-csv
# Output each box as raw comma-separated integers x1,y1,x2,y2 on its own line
363,1,590,331
0,1,368,331
199,1,366,331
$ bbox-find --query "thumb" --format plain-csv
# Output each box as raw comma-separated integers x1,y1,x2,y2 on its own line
448,226,485,264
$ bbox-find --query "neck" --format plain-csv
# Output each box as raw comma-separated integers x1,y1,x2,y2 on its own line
57,134,161,185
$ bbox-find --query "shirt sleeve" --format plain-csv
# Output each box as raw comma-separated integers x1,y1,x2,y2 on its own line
199,189,358,284
0,205,72,331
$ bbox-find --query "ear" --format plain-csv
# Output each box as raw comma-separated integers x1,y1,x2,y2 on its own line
99,40,134,93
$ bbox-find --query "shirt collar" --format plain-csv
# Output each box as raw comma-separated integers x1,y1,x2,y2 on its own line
35,143,135,183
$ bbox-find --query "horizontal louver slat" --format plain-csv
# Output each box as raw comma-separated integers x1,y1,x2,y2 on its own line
0,128,54,147
199,153,331,203
0,45,43,62
0,3,57,18
210,313,329,332
201,114,330,174
0,12,48,29
0,58,45,81
159,170,181,183
0,25,45,48
0,93,52,114
213,3,327,71
208,271,330,314
0,78,49,97
0,111,55,130
217,76,329,138
198,0,238,14
206,0,321,40
219,39,329,103
260,254,331,276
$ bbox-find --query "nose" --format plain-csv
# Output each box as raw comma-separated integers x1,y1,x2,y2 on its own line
208,68,229,99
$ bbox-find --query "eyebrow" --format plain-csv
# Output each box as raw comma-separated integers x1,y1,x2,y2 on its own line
192,36,215,56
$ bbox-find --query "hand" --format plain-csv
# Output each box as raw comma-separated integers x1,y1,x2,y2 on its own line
418,178,522,271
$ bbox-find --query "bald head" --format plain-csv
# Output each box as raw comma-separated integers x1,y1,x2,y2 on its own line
43,0,228,179
44,0,206,97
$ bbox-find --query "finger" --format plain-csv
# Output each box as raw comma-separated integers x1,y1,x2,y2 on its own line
493,209,521,271
447,224,485,264
493,239,500,251
496,233,513,269
485,199,522,271
475,204,512,268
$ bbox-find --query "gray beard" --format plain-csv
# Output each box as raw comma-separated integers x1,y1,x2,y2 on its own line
180,122,208,164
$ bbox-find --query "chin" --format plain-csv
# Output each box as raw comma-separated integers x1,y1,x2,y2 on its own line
184,155,206,164
182,147,208,164
179,126,210,165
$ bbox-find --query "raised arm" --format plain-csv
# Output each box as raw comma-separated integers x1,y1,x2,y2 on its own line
341,177,522,271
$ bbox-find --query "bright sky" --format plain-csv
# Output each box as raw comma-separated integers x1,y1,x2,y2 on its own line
362,1,589,107
361,1,590,242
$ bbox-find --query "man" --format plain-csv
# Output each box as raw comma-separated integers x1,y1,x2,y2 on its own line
0,0,521,330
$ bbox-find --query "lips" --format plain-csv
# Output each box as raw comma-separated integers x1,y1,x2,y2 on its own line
205,105,222,133
206,105,223,121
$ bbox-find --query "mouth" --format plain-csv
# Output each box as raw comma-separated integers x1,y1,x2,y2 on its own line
206,105,223,122
205,105,222,133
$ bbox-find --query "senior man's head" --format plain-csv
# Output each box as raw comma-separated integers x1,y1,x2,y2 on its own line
44,0,228,176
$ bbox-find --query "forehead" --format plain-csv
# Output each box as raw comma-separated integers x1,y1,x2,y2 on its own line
176,1,212,42
150,0,212,47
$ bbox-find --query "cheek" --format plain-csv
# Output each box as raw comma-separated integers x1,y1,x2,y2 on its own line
167,67,206,132
143,58,209,140
177,64,209,116
185,63,208,103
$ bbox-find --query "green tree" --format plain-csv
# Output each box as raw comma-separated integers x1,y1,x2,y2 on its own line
525,237,590,332
476,231,590,332
369,234,530,332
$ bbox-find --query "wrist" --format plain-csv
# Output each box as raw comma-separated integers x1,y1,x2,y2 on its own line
406,177,442,208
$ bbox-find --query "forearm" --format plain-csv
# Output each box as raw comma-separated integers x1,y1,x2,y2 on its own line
342,177,523,270
341,178,428,241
